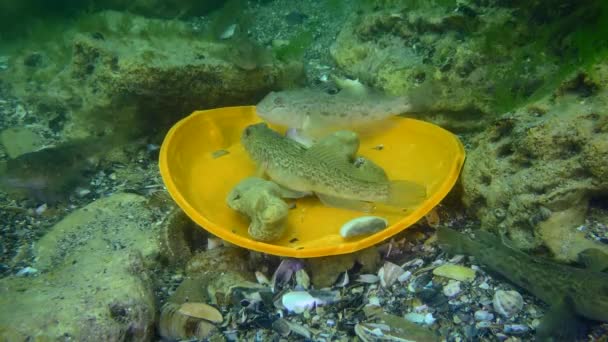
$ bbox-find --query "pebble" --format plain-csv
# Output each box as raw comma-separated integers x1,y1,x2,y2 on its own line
397,270,412,282
442,280,462,297
340,216,388,238
478,281,491,290
493,290,524,318
474,310,494,321
403,312,435,325
433,264,476,282
503,324,529,334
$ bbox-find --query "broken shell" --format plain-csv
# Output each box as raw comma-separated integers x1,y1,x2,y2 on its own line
356,274,379,283
178,302,223,323
378,261,405,288
159,303,218,340
285,321,312,339
493,290,524,318
272,318,291,337
255,271,271,286
340,216,388,238
271,259,304,291
336,271,349,287
355,323,391,341
295,269,310,289
281,291,324,313
432,264,476,282
425,207,440,227
397,270,412,282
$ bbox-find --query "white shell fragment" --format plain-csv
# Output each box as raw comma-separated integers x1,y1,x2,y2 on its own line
340,216,388,238
493,290,524,318
281,291,324,313
219,23,237,39
295,269,310,289
177,302,223,323
378,261,405,288
255,271,271,286
356,274,379,284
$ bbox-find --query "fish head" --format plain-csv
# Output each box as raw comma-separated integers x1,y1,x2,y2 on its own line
241,123,275,162
256,92,304,128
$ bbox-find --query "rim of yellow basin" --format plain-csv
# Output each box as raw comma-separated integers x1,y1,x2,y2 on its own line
159,106,465,258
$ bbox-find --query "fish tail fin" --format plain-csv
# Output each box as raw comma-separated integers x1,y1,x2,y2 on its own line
385,180,426,208
436,227,479,256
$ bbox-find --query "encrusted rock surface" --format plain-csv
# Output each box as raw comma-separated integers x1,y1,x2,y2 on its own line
461,68,608,256
0,193,160,341
5,10,301,140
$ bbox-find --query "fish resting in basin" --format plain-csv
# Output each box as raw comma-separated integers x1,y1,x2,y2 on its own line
241,122,426,212
256,78,412,144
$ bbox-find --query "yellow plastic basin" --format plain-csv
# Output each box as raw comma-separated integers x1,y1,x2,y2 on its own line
159,106,465,258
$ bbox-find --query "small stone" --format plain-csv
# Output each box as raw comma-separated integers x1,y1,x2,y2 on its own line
478,281,491,290
503,324,529,335
367,296,381,306
397,270,412,282
404,312,435,325
433,264,476,282
443,280,462,297
340,216,388,238
295,269,310,289
356,274,379,283
474,310,494,321
493,290,524,318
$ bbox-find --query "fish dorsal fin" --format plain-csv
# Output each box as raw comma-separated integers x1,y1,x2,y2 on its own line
311,130,360,160
352,157,389,183
304,132,390,183
304,138,353,170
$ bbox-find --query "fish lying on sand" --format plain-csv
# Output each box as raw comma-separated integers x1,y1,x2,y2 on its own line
241,123,426,211
437,226,608,341
256,78,411,141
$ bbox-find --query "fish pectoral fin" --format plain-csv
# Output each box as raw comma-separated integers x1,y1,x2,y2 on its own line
305,131,360,163
577,248,608,272
275,184,312,199
536,297,586,341
254,163,268,178
316,193,374,213
385,180,427,208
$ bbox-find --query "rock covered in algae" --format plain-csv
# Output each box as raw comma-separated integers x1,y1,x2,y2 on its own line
4,10,302,140
461,68,608,257
0,193,159,341
226,177,290,242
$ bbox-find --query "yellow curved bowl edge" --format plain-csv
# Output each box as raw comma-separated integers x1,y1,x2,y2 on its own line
159,106,465,258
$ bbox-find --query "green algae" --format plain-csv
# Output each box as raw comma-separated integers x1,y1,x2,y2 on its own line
273,30,314,62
